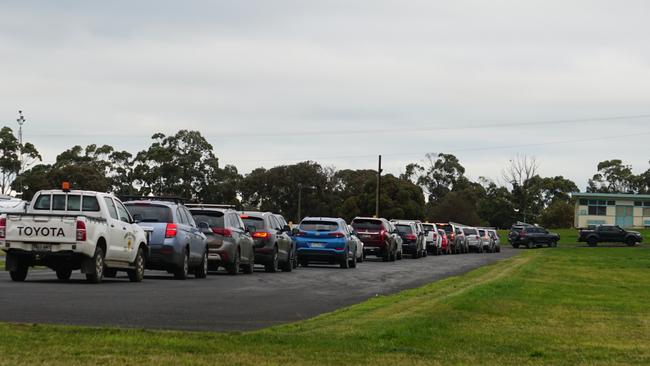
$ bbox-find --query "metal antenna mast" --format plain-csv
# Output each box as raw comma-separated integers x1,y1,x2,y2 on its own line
16,110,26,196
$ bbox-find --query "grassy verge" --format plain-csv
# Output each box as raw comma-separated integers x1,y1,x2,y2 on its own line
2,247,650,365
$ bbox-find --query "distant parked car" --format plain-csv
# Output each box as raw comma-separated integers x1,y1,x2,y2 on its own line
275,213,298,269
240,211,295,272
463,227,483,253
438,229,451,254
348,225,365,262
578,225,643,247
124,199,208,280
422,223,441,255
187,204,255,275
413,221,428,257
293,217,358,269
385,220,403,260
508,223,560,248
487,229,501,253
478,228,494,253
0,195,26,214
437,223,467,254
351,217,399,261
392,220,426,258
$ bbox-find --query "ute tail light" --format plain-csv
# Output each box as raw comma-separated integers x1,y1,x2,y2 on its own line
328,232,345,238
76,220,87,241
253,231,270,239
212,228,232,237
0,217,6,239
165,223,178,238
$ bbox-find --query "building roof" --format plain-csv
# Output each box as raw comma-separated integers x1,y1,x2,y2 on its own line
571,192,650,200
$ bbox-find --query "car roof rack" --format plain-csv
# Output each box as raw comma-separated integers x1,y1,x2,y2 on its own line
119,195,187,204
185,203,237,210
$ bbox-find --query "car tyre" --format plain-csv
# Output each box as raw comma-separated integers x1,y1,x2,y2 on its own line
85,246,105,284
281,252,293,272
226,249,241,275
349,251,357,269
242,251,254,274
194,249,208,279
128,248,146,282
340,251,350,269
396,251,403,260
10,263,28,282
174,250,189,280
56,268,72,281
265,247,279,273
626,237,637,247
587,237,598,247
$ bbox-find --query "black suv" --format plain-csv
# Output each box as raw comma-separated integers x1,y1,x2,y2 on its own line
239,211,296,272
508,223,560,248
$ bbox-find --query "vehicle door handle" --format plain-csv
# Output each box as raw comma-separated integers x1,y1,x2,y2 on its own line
122,227,127,230
111,224,115,228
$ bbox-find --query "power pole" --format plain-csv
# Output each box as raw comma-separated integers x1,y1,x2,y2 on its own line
297,183,302,223
375,155,382,217
16,110,26,197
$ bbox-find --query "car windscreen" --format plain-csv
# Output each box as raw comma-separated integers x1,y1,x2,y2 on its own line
124,204,173,223
463,228,476,235
422,224,435,230
241,216,264,231
190,211,224,228
396,224,413,234
478,230,486,236
352,219,383,230
300,220,339,232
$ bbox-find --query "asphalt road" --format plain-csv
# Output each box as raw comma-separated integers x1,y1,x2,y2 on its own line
0,248,517,332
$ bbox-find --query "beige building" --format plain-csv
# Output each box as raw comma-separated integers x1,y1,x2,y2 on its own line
573,193,650,228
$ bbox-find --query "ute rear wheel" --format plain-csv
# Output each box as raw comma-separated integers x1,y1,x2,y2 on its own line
85,246,105,284
128,248,146,282
10,264,28,282
56,268,72,281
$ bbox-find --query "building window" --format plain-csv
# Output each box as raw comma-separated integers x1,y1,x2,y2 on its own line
635,201,643,206
644,202,650,207
644,208,650,217
588,205,607,216
607,200,615,206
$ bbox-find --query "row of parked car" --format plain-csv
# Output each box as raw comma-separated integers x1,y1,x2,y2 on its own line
0,188,501,283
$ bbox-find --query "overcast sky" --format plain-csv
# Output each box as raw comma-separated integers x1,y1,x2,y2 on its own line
1,0,649,189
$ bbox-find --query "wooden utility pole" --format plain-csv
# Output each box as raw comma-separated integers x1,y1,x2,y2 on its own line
375,155,382,217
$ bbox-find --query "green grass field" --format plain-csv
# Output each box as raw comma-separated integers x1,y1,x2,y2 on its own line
1,245,649,365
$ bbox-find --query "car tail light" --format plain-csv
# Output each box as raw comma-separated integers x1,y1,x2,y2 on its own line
0,217,6,239
295,231,306,237
519,231,526,237
379,229,387,241
76,220,87,241
253,231,270,239
329,232,344,238
406,234,417,241
212,228,232,237
335,247,344,250
165,223,178,238
450,233,455,240
433,233,437,239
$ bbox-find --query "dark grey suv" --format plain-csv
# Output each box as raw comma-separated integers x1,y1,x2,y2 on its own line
124,199,208,280
240,211,295,272
187,204,255,275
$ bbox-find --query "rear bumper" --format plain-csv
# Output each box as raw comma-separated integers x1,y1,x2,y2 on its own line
3,249,87,271
297,248,346,263
363,246,388,256
1,240,93,258
147,244,183,270
401,243,420,254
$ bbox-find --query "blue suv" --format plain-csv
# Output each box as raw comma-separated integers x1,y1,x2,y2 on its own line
124,199,208,280
293,217,358,269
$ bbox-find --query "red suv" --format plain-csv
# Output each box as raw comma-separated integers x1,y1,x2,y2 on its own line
351,217,399,261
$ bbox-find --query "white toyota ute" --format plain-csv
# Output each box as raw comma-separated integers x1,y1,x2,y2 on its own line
0,187,148,283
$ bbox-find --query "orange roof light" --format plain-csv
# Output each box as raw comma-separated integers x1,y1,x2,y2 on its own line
62,181,71,192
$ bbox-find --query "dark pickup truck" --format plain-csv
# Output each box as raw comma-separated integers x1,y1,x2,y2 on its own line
578,225,643,247
508,224,560,248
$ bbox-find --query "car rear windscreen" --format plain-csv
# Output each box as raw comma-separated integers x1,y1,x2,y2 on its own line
191,211,224,228
300,221,339,232
241,216,264,231
352,219,383,230
396,224,413,234
478,230,486,236
463,228,476,235
438,224,453,233
422,224,435,230
124,204,172,223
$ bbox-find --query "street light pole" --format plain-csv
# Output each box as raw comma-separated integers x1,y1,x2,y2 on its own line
297,183,316,223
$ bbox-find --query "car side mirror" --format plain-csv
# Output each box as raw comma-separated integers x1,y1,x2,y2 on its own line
292,227,300,235
132,214,142,224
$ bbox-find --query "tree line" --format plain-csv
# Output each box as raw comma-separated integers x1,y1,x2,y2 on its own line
2,127,649,228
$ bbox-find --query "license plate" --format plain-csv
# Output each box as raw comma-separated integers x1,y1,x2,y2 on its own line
33,243,51,252
310,243,325,248
361,234,371,238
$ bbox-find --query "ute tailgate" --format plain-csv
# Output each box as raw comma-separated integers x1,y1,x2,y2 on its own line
5,214,78,244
